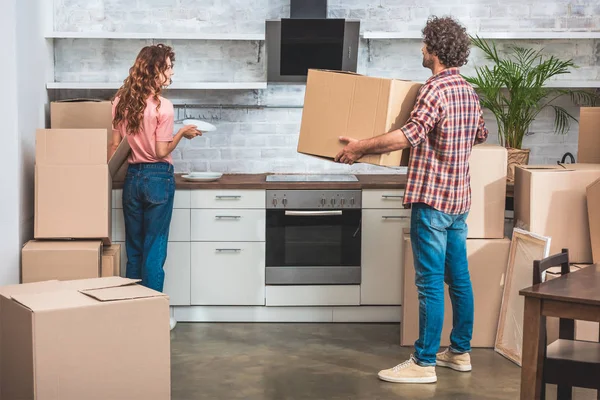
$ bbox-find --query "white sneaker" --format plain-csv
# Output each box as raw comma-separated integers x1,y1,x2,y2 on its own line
169,317,177,331
378,355,437,384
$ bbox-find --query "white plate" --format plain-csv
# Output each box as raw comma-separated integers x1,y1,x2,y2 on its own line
181,172,223,182
182,119,217,132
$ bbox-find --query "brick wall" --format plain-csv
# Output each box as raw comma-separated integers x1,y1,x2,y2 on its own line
52,0,600,173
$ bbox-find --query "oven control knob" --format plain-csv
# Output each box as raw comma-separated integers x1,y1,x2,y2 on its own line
272,198,277,207
330,198,335,206
350,197,355,206
341,198,345,206
321,197,326,206
282,198,287,207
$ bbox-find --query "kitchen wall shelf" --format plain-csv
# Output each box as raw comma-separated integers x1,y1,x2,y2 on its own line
46,82,268,90
45,32,265,41
362,31,600,40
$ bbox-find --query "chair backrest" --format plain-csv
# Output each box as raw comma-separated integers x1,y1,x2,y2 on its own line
533,248,574,341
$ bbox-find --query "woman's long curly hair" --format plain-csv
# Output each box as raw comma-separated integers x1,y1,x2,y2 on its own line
113,44,175,135
422,16,470,68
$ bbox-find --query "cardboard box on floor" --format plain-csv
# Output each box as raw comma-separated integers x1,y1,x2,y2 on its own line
401,233,511,348
21,240,102,283
0,277,170,400
545,264,599,343
578,107,600,164
587,178,600,264
297,69,422,167
467,145,507,239
34,129,130,244
102,244,121,277
51,99,129,180
514,164,600,263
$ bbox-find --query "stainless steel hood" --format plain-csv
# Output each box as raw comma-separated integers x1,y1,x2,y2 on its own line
266,1,360,83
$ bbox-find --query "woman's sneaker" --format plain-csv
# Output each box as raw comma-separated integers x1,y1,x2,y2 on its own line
436,348,472,372
170,317,177,331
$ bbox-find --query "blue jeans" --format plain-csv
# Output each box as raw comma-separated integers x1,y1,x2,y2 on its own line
122,162,175,292
410,202,474,366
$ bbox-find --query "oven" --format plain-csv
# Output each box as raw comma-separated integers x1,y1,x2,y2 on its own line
265,189,362,285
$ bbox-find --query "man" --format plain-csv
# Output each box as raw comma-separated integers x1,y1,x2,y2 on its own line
335,16,489,384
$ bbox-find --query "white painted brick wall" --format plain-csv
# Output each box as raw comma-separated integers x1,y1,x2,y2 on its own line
51,0,600,173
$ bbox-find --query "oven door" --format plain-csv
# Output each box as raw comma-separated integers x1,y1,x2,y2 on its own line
266,209,361,285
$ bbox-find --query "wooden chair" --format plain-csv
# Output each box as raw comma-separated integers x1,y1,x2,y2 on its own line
533,248,600,400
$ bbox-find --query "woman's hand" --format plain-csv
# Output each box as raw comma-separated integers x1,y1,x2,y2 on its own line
178,125,202,139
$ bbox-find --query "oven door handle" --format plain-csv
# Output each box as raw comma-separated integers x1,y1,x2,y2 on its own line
284,210,343,216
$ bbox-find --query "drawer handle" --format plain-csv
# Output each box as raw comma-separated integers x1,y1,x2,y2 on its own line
215,215,242,220
382,216,409,220
215,249,242,253
381,195,404,199
215,195,242,200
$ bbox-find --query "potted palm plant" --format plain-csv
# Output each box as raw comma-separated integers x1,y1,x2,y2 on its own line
464,36,598,181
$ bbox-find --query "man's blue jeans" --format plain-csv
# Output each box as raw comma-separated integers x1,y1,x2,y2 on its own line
122,162,175,292
410,202,474,366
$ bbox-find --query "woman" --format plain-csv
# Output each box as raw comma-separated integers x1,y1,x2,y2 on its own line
110,44,200,330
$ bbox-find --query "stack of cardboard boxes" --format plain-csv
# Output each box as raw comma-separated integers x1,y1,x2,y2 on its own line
21,100,128,283
297,69,513,348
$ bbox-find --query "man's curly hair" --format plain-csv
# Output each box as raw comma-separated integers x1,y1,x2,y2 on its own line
422,16,471,68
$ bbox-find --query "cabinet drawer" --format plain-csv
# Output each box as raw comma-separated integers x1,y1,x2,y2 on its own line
191,209,265,242
191,242,265,305
362,189,406,209
265,285,360,306
113,208,191,242
190,190,265,209
361,209,410,305
112,189,191,209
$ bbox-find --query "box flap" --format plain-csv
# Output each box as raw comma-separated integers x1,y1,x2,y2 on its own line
54,98,104,103
80,284,167,302
60,276,140,291
23,240,102,252
36,129,107,166
108,137,131,176
309,68,361,76
10,290,99,312
0,280,61,300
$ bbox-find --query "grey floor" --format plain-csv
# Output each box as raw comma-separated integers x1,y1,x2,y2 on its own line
170,323,597,400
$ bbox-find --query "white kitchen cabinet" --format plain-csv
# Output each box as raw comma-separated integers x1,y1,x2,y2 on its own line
360,207,410,305
362,189,405,209
113,208,190,242
190,209,265,242
114,241,191,306
190,242,265,305
265,285,360,306
190,189,265,209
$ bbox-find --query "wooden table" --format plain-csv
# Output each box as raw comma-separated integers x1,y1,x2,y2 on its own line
519,264,600,399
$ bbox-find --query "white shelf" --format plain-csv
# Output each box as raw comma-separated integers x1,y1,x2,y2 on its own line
544,81,600,88
46,82,268,90
46,31,265,41
362,31,600,40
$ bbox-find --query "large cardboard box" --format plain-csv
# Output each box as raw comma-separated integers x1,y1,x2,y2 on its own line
401,234,511,348
578,107,600,164
21,240,102,283
34,129,130,244
514,164,600,263
297,69,422,166
546,264,599,343
0,277,170,400
102,244,122,277
467,145,508,239
587,178,600,264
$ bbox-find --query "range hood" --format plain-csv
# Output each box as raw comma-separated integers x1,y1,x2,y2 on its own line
266,0,360,83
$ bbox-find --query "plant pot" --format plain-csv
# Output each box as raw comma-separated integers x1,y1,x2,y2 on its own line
506,148,530,182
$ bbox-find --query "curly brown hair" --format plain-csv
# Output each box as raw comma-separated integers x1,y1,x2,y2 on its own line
422,16,470,68
112,44,175,135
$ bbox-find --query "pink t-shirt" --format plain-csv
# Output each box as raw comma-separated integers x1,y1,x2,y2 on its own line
112,96,175,164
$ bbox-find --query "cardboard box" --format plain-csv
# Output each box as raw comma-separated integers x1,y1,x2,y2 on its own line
34,129,130,244
297,69,422,166
102,244,121,277
514,164,600,263
21,240,102,283
546,264,599,343
401,234,511,348
0,277,170,400
467,145,508,239
578,107,600,164
587,178,600,264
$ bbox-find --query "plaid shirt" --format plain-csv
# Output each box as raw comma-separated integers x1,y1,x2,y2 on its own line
401,68,488,215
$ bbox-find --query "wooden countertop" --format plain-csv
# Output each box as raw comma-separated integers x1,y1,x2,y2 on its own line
113,174,409,190
113,173,515,196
